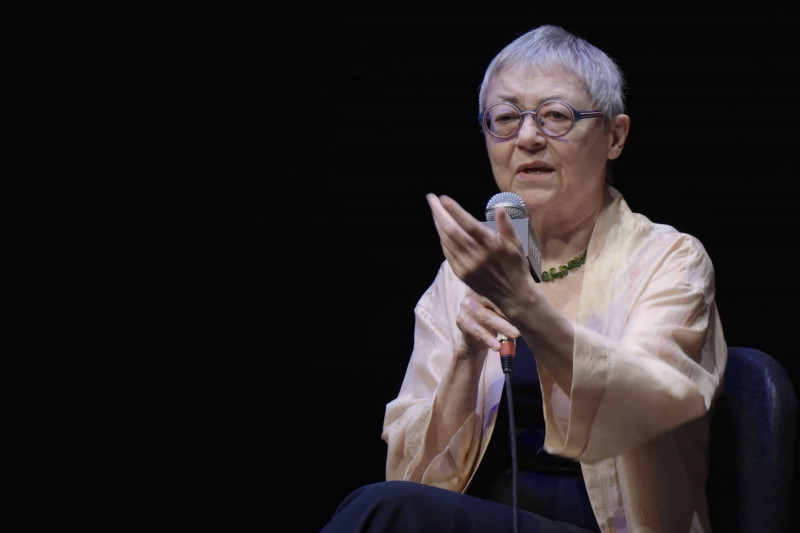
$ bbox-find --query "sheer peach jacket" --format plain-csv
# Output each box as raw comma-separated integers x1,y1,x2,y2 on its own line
382,186,727,533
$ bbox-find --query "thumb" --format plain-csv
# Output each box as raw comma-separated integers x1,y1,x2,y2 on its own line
494,206,523,249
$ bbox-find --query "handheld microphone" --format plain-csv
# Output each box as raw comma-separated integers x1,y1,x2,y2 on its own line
480,191,543,365
482,192,542,283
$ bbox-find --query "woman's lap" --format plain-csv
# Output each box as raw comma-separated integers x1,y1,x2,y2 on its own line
319,480,596,533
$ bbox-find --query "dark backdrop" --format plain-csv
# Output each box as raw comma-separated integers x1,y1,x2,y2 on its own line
2,1,798,529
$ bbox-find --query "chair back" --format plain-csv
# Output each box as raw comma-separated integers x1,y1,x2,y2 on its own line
707,346,797,533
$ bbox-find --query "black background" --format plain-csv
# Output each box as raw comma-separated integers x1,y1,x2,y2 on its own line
2,1,799,529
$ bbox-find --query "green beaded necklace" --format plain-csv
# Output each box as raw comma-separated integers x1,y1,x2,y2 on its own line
541,249,588,282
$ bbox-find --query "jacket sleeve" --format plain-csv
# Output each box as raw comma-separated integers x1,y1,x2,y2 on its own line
381,262,503,491
542,231,727,463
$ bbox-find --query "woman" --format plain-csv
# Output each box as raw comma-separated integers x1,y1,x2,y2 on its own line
321,24,726,533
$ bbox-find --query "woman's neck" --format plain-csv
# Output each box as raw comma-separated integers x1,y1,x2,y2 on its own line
534,197,605,264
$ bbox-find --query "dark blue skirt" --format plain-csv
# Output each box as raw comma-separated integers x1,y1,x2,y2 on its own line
319,339,600,533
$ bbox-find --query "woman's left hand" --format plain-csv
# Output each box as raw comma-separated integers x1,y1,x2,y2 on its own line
426,193,531,306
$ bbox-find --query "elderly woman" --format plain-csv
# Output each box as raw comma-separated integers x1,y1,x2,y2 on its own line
320,24,726,533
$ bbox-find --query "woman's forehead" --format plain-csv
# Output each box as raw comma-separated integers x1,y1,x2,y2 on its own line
487,65,587,99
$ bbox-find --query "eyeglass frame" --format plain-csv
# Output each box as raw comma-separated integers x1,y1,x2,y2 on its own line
478,99,605,139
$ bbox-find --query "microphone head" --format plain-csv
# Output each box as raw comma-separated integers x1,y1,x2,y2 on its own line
485,191,527,221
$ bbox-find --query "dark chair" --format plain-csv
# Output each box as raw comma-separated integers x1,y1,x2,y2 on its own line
707,346,797,533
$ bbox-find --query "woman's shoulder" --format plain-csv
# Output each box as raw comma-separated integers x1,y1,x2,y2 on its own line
612,188,711,259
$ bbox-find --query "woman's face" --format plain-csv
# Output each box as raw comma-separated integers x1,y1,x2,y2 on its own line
482,64,628,215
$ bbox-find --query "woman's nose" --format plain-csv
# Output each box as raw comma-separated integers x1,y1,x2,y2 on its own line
516,114,546,144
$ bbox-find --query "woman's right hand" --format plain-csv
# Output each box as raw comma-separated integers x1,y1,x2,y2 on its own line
456,288,520,355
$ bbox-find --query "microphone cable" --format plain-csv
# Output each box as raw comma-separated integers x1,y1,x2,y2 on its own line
499,336,519,533
485,191,534,533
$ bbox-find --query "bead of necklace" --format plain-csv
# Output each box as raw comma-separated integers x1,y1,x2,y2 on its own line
541,249,587,282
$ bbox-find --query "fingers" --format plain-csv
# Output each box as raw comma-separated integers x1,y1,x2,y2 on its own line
427,194,484,275
427,193,522,250
457,291,521,351
427,193,501,261
427,194,483,247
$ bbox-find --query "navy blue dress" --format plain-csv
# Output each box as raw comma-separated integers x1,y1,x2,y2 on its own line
319,339,600,533
466,338,599,531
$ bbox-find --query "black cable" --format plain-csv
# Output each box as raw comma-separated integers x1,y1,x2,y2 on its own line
499,339,519,533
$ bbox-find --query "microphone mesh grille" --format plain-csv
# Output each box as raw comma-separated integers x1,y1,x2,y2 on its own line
485,192,527,221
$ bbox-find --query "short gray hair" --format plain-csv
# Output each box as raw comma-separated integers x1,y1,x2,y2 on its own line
478,25,627,119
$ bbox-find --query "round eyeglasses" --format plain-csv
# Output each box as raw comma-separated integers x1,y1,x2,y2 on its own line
479,100,604,139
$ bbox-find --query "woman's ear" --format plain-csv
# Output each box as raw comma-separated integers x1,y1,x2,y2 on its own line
607,113,630,161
